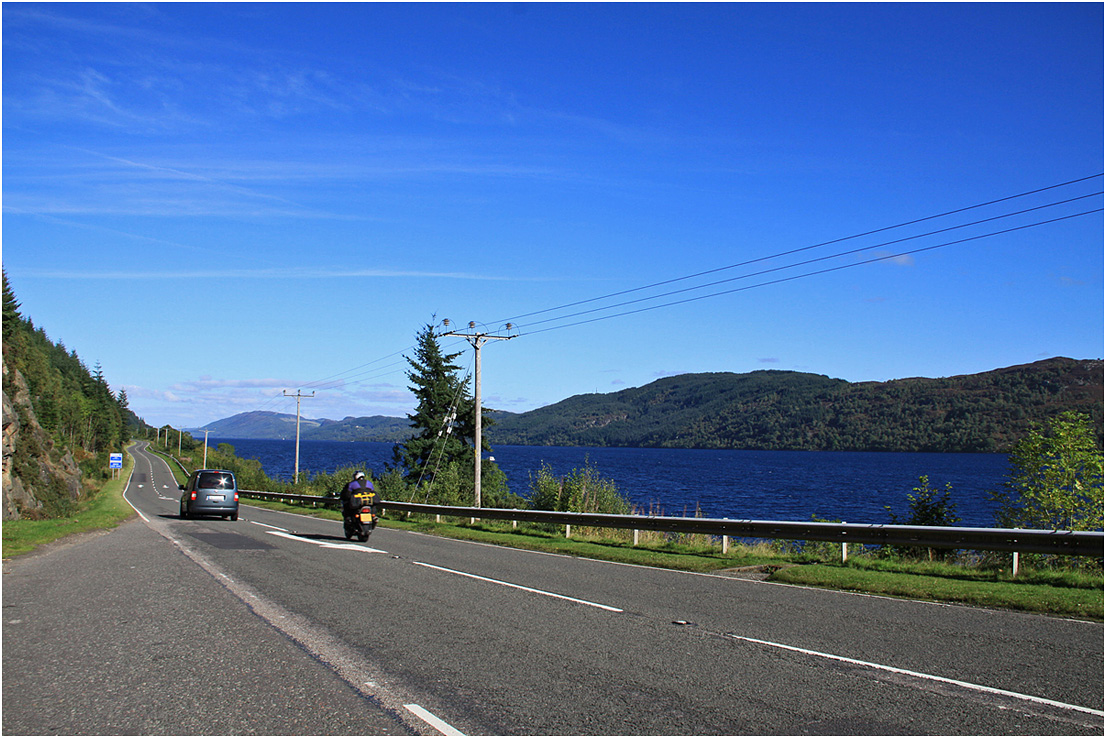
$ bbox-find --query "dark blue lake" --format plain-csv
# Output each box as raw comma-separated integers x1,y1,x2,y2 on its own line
210,438,1011,528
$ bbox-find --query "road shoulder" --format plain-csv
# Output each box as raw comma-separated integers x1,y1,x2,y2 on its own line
2,518,412,736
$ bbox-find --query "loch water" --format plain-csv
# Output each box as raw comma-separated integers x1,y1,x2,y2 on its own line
210,438,1010,527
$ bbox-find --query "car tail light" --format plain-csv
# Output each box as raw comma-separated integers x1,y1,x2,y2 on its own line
234,492,239,501
190,491,197,501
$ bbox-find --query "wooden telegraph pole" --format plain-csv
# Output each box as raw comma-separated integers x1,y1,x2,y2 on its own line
439,320,516,508
283,389,315,484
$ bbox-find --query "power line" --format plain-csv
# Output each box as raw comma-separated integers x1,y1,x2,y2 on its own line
521,207,1103,336
497,173,1103,326
517,192,1103,331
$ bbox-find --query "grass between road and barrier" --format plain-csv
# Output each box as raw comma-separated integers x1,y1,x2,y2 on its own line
771,564,1104,619
240,496,1103,620
2,444,137,560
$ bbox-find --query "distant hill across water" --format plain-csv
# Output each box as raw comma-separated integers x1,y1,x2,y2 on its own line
193,357,1103,453
191,412,412,442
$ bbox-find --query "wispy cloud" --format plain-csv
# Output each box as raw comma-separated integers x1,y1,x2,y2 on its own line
17,266,542,282
872,250,916,267
1058,275,1086,287
2,141,575,221
7,213,222,255
131,372,415,424
74,148,308,208
170,377,302,392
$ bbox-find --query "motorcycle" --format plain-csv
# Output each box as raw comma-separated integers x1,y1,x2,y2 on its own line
343,491,377,542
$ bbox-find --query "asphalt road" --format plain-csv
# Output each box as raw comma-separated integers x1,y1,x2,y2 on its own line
3,442,1103,735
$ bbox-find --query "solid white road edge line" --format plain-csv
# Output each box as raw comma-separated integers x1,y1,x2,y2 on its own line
404,704,465,736
412,561,623,612
729,634,1105,717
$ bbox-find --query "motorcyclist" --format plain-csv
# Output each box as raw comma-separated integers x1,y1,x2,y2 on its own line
341,471,376,519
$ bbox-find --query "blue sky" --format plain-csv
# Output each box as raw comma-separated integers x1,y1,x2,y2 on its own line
3,3,1103,428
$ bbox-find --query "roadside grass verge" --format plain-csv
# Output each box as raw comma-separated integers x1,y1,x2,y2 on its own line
772,563,1104,620
2,445,136,559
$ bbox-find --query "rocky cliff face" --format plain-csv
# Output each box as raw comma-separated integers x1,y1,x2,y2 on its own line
2,359,82,520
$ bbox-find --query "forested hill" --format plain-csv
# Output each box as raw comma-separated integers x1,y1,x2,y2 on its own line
3,272,138,519
194,411,410,442
486,358,1103,453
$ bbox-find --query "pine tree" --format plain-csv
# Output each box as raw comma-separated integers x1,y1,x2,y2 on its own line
3,269,24,343
393,322,473,484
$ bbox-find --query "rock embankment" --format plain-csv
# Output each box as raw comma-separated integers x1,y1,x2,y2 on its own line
2,359,82,520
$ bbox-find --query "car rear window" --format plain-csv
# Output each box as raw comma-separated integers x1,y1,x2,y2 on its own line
198,472,234,489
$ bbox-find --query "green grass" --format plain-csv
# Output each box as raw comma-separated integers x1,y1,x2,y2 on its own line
773,563,1104,620
2,445,137,559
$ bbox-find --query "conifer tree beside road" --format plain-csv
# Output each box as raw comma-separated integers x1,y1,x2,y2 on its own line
392,321,512,506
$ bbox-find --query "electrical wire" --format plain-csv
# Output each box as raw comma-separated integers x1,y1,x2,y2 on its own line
515,192,1103,331
497,173,1103,326
521,207,1103,336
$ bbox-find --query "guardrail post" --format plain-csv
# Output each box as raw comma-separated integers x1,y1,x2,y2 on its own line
566,524,572,539
722,535,729,555
633,529,640,546
1012,551,1020,578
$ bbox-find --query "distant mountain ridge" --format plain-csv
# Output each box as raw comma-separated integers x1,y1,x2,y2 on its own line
194,358,1102,453
487,357,1103,453
192,411,411,442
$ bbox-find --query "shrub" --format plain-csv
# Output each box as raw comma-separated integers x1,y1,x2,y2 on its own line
884,475,961,561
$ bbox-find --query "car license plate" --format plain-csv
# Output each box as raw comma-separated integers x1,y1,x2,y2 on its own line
208,494,225,502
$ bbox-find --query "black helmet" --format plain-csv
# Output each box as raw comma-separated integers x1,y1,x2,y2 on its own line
353,471,366,481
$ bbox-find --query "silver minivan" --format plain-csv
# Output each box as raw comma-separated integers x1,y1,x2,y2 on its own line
180,469,239,520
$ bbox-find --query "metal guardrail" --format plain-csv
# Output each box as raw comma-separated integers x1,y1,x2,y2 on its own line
239,490,1104,557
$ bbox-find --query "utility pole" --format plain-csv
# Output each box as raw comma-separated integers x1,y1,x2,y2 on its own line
439,320,516,508
201,429,210,468
283,389,315,484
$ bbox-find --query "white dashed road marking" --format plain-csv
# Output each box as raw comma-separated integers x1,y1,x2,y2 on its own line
412,561,623,612
405,704,465,736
